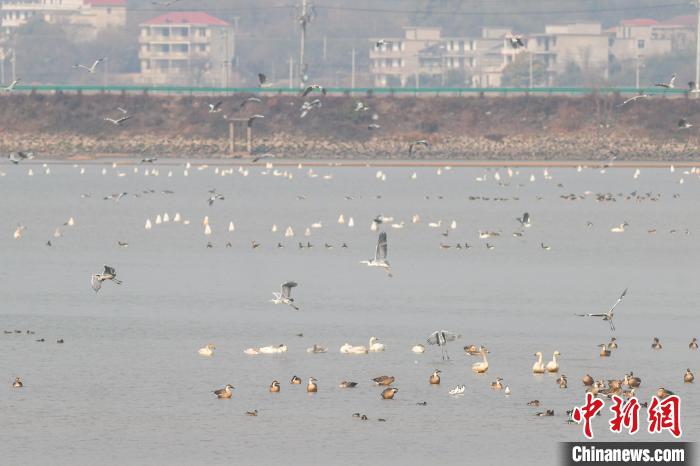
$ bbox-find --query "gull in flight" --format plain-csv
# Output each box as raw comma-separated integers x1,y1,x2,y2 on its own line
248,114,264,127
240,96,262,108
427,330,461,360
516,212,531,228
375,39,390,48
360,231,392,277
575,288,627,331
301,84,326,97
252,153,275,163
3,79,20,92
91,265,122,293
104,115,133,126
408,140,428,156
8,151,34,164
654,74,676,89
617,94,650,107
270,281,300,310
208,101,223,113
207,193,224,206
507,35,525,49
73,58,105,73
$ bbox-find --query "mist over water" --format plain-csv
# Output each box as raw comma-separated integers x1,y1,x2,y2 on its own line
1,162,697,465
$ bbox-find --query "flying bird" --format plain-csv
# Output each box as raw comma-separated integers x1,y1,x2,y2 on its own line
73,58,105,73
427,330,461,360
248,114,264,127
240,97,262,108
207,193,224,206
575,288,627,331
678,118,693,129
516,212,531,227
654,74,676,89
617,94,650,107
360,231,392,276
270,281,300,310
301,84,326,97
258,73,272,87
408,140,429,156
252,153,275,163
3,79,20,92
141,157,157,163
375,39,390,48
208,101,223,113
91,265,122,293
104,115,133,126
8,151,34,164
507,35,525,49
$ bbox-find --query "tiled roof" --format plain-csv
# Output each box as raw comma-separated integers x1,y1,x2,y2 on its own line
142,11,228,26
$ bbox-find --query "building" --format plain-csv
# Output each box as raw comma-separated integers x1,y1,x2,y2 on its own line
369,26,514,88
527,23,611,85
0,0,126,37
138,11,235,86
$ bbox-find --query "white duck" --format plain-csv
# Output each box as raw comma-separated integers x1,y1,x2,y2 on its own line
545,351,560,373
471,346,489,373
369,336,385,352
449,385,466,395
198,343,216,357
532,351,545,374
339,343,368,354
411,344,426,353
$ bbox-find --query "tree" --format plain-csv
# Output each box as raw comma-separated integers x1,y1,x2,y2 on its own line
500,53,547,87
555,61,584,87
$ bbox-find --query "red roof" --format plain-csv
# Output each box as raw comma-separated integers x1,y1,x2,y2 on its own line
143,12,228,26
660,15,696,27
620,18,658,27
85,0,126,5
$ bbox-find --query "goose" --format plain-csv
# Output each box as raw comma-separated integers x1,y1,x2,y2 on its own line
532,352,545,373
490,377,503,390
472,346,489,373
598,344,611,357
429,369,441,385
270,380,281,392
624,373,641,388
369,336,385,352
372,376,395,386
306,377,318,393
684,369,694,383
690,337,698,350
213,384,234,399
338,381,358,388
198,344,215,356
448,385,466,395
411,344,426,353
651,337,662,350
12,377,22,388
545,351,560,373
381,387,398,399
340,343,368,354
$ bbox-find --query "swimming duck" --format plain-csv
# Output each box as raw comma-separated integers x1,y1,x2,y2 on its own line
411,344,426,353
269,380,281,393
651,337,662,350
381,387,398,399
582,374,594,386
690,337,698,350
429,369,441,385
12,377,22,388
245,410,258,417
656,387,674,399
307,377,318,393
306,344,328,354
608,337,618,349
490,377,503,390
532,351,545,373
536,410,555,417
372,375,395,386
290,375,302,385
598,344,611,357
368,336,385,352
557,375,568,389
472,346,489,373
213,384,234,399
545,351,561,373
684,369,694,383
339,343,368,354
622,388,636,399
338,381,358,388
463,344,480,355
527,400,540,407
624,373,641,388
198,343,216,356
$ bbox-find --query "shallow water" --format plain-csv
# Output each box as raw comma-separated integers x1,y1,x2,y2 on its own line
1,162,698,465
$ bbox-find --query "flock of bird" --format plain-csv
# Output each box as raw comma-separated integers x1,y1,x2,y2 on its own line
5,159,699,430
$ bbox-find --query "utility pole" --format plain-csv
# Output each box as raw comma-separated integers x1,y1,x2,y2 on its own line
323,36,327,61
696,0,700,94
288,56,294,88
635,55,641,89
351,47,356,88
529,52,533,88
11,47,16,83
298,0,312,88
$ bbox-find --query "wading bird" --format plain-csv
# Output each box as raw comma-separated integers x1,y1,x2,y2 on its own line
427,329,461,360
575,288,627,331
91,265,122,292
360,231,392,276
